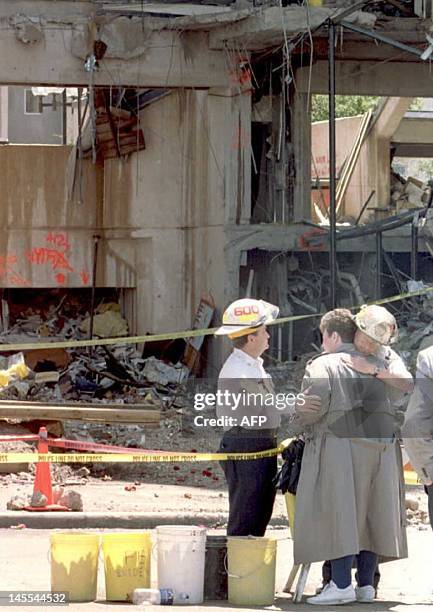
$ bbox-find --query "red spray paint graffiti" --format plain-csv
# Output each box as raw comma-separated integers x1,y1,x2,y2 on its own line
26,248,74,272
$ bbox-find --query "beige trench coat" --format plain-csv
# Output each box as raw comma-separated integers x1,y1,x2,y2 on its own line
293,343,408,565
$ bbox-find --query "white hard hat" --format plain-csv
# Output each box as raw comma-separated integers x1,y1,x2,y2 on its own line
354,304,398,345
215,298,279,339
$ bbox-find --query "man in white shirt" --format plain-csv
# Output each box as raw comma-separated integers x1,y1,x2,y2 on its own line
215,298,321,536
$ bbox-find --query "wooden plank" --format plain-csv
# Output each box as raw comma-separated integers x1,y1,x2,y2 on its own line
0,404,160,424
96,124,137,144
336,110,371,215
96,106,133,120
0,399,158,409
99,131,145,159
96,118,137,136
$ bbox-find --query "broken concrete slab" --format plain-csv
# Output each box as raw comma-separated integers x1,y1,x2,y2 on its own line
209,6,376,50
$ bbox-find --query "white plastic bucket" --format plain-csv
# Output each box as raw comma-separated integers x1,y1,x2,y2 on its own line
156,525,207,605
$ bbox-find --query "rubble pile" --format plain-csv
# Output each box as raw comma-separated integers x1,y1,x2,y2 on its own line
0,296,188,406
393,282,433,372
5,486,83,512
390,173,430,214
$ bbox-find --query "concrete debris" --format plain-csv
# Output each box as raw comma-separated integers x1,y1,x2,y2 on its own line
6,495,28,511
75,467,90,478
395,284,433,370
143,356,189,386
34,371,60,384
29,491,48,508
81,309,128,338
52,486,64,504
10,381,31,399
391,173,430,214
6,486,83,512
58,490,83,511
405,498,419,512
407,508,431,526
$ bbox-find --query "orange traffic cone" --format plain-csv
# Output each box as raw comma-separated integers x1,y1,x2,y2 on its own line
25,427,69,512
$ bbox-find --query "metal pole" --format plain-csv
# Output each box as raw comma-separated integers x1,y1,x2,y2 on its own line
88,234,101,342
376,231,382,299
341,21,425,58
62,89,67,145
411,211,419,280
328,20,337,308
354,190,375,226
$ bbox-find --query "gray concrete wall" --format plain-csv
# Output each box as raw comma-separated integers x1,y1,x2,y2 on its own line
7,87,63,144
104,89,250,345
0,88,252,370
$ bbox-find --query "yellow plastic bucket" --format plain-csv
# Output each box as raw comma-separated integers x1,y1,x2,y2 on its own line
227,536,277,606
102,532,151,601
50,532,100,602
284,492,296,531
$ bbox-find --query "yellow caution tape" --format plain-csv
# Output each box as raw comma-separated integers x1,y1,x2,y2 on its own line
0,448,419,484
0,286,431,352
0,446,284,464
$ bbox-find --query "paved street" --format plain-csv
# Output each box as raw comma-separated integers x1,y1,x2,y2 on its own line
1,525,431,611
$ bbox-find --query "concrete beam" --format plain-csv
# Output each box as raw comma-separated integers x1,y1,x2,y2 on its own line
372,98,412,205
393,143,433,157
296,61,433,96
0,6,230,87
225,223,429,253
392,115,433,156
393,116,433,145
375,97,413,140
210,6,333,50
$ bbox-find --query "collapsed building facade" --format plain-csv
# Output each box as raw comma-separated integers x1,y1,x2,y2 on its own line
1,0,433,372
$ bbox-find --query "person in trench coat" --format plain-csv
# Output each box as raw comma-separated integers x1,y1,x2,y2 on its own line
294,308,407,606
320,304,413,593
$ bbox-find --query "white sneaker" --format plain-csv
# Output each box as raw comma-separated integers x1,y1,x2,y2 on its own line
355,585,375,603
306,581,356,605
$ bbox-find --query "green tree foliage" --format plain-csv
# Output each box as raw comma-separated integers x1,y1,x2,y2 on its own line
409,98,423,111
311,95,381,122
311,96,423,123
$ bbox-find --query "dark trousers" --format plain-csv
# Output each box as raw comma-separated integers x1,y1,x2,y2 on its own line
425,484,433,530
331,551,378,589
219,434,277,536
322,559,381,590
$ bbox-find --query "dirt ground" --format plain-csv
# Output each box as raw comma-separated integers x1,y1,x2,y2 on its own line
0,478,429,525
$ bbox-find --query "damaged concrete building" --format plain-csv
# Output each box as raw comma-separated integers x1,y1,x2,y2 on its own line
0,0,433,372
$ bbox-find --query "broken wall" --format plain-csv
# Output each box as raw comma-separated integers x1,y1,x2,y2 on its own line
0,87,251,371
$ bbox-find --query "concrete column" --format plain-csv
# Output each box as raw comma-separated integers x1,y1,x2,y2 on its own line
292,90,311,221
372,97,412,207
0,86,8,142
